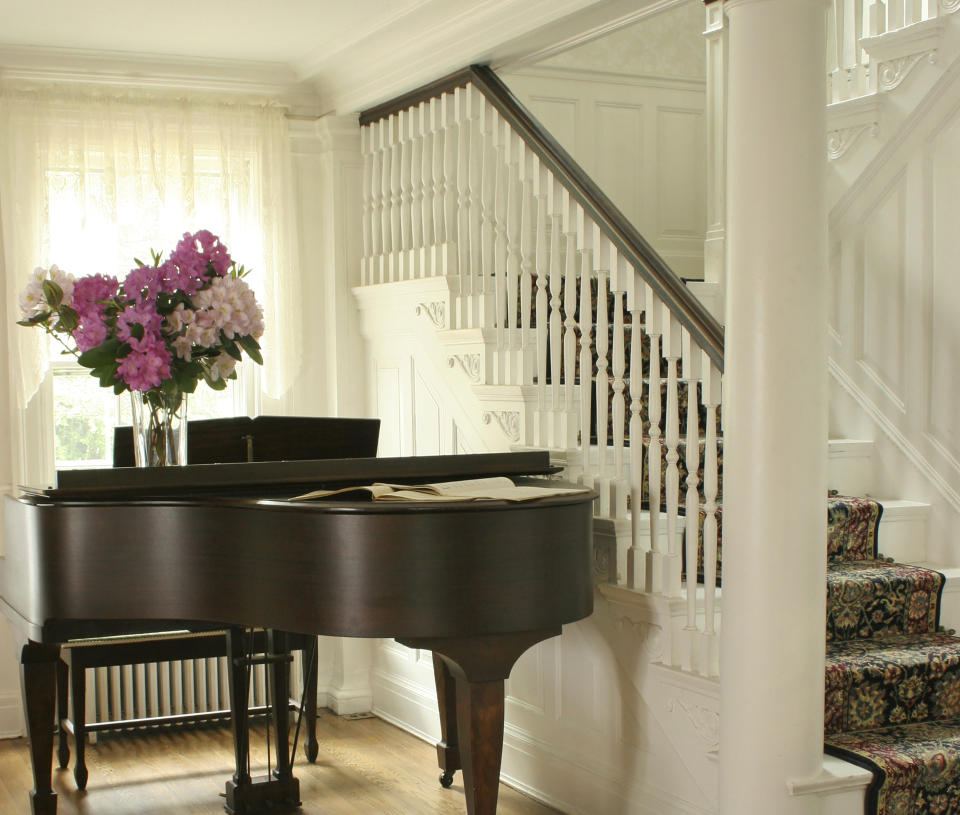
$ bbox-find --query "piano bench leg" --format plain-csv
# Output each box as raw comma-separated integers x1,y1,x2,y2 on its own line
70,660,88,791
56,658,69,770
30,790,57,815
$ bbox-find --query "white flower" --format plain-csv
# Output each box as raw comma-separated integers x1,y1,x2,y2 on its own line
19,265,75,319
208,351,238,381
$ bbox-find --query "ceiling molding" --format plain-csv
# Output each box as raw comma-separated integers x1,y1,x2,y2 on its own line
0,44,325,115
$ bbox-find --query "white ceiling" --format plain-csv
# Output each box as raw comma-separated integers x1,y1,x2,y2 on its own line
0,0,675,113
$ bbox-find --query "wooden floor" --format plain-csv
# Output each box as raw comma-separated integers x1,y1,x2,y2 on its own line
0,713,561,815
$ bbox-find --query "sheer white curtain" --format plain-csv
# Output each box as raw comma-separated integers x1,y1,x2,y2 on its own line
0,82,302,486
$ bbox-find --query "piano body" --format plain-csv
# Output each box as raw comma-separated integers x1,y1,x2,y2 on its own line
0,451,594,815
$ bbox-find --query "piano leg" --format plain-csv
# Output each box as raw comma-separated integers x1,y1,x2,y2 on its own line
432,654,460,788
19,641,61,815
55,657,69,771
403,627,561,815
224,628,300,814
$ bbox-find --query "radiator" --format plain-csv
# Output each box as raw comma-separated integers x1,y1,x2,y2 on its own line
81,653,305,740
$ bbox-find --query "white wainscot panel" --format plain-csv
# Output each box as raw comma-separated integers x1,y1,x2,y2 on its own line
413,366,442,456
859,172,907,409
656,106,705,239
523,95,580,163
506,640,547,717
928,112,960,460
595,102,644,227
376,365,403,457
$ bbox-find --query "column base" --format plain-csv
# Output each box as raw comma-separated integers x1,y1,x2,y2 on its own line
224,775,300,814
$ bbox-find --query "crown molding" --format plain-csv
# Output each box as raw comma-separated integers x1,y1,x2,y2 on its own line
0,44,326,116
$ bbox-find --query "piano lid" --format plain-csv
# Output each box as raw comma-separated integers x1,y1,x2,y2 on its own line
43,451,558,501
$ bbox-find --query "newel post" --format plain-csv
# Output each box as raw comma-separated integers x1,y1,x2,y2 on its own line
719,0,829,813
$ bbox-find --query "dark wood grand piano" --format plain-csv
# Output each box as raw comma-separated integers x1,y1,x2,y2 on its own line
0,451,594,815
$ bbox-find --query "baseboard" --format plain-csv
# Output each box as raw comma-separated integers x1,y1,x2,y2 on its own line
320,686,373,717
371,665,714,815
0,691,23,739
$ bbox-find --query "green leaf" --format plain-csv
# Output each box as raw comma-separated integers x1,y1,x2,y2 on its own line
129,322,145,341
53,306,79,333
113,380,127,395
17,311,53,327
223,340,243,362
77,339,122,369
236,334,263,364
42,279,63,307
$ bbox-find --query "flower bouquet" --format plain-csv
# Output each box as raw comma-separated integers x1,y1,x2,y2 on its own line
18,230,264,466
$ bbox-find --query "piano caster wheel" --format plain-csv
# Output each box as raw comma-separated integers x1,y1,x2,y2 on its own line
439,772,455,789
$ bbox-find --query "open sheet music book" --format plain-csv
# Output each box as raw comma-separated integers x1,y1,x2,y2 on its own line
291,476,590,503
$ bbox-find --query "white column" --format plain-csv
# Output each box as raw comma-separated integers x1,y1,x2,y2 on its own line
286,116,367,419
688,1,728,321
720,0,828,813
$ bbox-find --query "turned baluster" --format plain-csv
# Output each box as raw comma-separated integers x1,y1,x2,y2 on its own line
562,193,579,456
662,308,682,597
577,219,593,481
361,126,373,285
628,277,645,589
421,102,435,251
534,161,549,446
547,179,564,450
646,287,663,592
702,358,721,675
398,109,413,279
682,331,703,639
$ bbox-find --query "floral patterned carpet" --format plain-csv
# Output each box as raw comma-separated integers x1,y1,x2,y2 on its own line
822,496,960,815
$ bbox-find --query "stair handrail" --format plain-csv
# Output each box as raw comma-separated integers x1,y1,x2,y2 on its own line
359,64,725,371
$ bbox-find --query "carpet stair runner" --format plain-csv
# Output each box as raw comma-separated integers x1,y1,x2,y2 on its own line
822,495,960,815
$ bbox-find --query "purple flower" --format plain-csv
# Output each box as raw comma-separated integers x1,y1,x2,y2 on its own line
73,313,109,352
123,265,165,304
72,274,118,315
116,300,163,344
172,230,233,279
116,334,172,392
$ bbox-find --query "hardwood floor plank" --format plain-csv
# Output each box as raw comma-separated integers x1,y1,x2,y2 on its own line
0,713,561,815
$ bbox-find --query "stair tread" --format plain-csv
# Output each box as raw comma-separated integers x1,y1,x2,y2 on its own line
827,630,960,665
827,560,944,642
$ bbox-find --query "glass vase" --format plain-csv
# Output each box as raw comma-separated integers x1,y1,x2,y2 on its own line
129,391,188,467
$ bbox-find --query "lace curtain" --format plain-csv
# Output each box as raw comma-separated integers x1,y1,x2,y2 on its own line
0,82,303,411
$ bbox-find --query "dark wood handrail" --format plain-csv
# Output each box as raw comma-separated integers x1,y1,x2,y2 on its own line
359,64,725,371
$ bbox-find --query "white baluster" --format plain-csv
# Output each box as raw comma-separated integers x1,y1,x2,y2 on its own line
456,88,471,309
548,178,564,450
646,288,663,593
534,160,549,446
409,107,423,277
442,93,458,272
379,118,393,272
611,266,627,519
595,264,610,515
682,330,703,639
398,109,413,279
479,100,496,300
370,124,384,282
468,86,483,322
563,192,579,457
702,356,721,676
493,118,508,384
628,274,645,589
361,126,373,285
432,97,446,245
420,102,435,251
519,147,535,389
390,115,403,278
662,308,682,597
506,134,522,384
578,223,594,483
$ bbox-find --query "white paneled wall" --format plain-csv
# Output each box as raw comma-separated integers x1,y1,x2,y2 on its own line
829,62,960,566
503,67,706,281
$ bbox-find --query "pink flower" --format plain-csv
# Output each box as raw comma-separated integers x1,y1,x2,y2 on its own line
116,334,172,392
123,265,165,304
72,274,118,316
171,230,233,279
73,313,109,352
116,300,163,344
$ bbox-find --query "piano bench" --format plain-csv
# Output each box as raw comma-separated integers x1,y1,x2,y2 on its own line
57,629,319,791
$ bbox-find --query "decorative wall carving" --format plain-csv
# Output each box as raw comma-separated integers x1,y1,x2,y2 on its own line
447,353,481,383
878,53,928,92
482,410,521,442
665,696,720,752
415,301,446,328
614,616,664,662
827,122,877,160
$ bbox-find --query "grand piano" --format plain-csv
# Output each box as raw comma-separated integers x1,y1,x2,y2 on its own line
1,451,594,815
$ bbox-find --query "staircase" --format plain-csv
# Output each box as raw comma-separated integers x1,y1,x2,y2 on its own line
351,5,960,809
